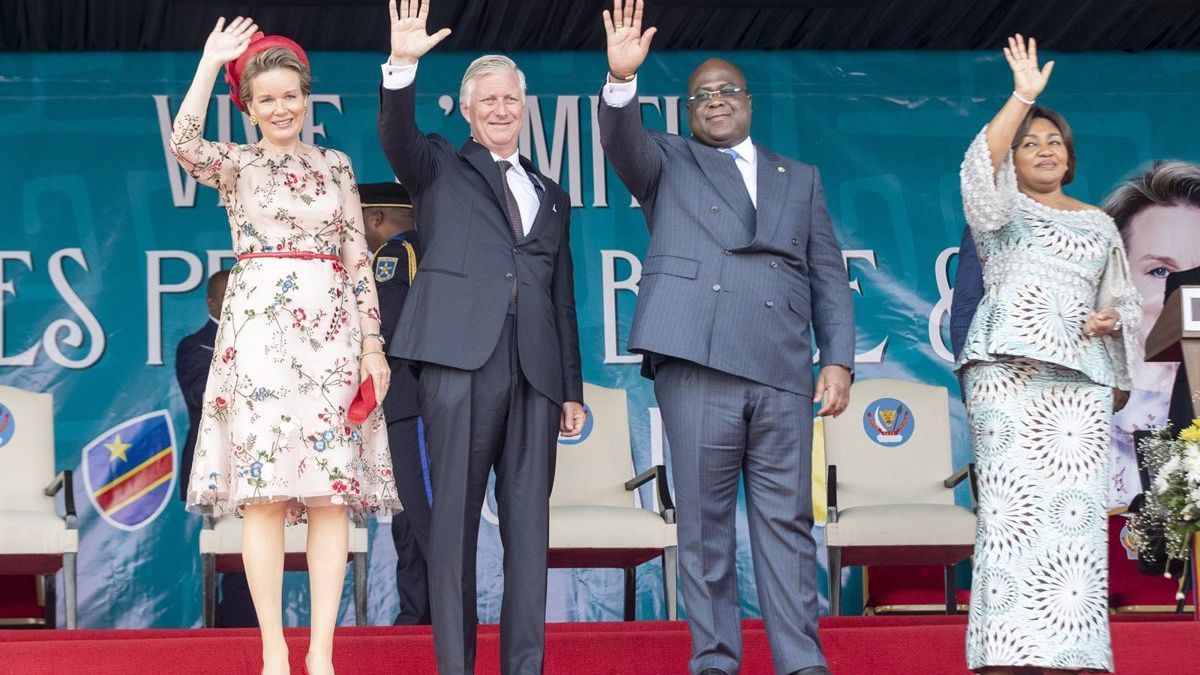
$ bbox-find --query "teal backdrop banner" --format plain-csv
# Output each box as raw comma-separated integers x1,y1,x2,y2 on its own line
2,49,1198,628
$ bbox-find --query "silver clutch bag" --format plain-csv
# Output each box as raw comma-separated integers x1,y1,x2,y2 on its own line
1096,244,1134,409
1096,245,1130,312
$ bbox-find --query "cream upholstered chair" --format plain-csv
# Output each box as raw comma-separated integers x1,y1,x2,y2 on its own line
0,386,78,628
199,512,370,626
548,383,678,620
823,378,977,615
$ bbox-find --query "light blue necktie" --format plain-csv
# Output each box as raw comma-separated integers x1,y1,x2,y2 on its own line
720,147,755,225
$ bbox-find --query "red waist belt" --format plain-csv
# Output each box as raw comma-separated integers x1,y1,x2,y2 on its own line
237,251,339,262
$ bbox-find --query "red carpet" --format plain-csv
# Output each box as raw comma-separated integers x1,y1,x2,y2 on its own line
0,616,1194,674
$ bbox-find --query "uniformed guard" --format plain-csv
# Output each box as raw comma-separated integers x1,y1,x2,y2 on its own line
359,181,431,625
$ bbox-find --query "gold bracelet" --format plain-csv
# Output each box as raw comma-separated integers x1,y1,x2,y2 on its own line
360,349,386,360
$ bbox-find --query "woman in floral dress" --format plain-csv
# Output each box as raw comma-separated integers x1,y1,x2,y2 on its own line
956,35,1142,674
170,17,399,675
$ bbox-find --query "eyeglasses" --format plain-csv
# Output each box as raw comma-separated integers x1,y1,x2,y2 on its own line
686,86,746,104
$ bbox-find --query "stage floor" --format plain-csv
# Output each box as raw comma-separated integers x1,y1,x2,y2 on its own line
0,615,1194,674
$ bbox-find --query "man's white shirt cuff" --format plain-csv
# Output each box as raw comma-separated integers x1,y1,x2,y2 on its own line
602,75,638,107
382,60,418,90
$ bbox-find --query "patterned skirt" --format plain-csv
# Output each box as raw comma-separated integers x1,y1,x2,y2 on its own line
963,357,1113,672
185,256,401,523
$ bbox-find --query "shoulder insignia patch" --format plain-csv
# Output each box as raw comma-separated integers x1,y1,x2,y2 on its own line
375,256,398,283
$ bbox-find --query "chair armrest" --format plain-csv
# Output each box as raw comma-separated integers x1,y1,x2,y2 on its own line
943,465,970,488
827,465,838,523
625,465,675,513
44,471,76,528
943,463,979,508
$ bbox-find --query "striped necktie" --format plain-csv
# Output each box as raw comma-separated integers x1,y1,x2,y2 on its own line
498,160,523,300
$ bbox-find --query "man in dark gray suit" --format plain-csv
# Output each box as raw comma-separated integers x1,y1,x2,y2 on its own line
377,2,585,673
598,3,854,674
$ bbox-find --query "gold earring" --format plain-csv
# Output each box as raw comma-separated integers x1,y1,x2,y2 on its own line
250,115,258,125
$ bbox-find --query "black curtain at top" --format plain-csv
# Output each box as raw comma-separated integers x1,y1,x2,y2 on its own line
4,0,1200,52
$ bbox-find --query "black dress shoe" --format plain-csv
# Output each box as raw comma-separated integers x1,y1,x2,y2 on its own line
789,667,832,675
698,670,728,675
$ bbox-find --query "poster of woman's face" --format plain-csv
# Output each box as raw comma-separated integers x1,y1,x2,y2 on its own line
1125,204,1200,383
1103,161,1200,508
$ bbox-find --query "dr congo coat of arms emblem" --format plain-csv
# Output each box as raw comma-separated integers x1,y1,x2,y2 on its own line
862,397,915,447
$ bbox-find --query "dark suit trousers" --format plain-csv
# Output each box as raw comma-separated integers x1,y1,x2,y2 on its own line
388,415,432,625
419,314,559,675
653,359,825,675
216,573,257,628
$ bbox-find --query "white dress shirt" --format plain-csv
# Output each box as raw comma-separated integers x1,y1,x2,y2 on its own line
381,59,540,235
200,315,219,351
603,75,757,207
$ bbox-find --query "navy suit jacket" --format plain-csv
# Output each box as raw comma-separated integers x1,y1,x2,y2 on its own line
176,320,216,500
950,227,984,361
378,83,583,407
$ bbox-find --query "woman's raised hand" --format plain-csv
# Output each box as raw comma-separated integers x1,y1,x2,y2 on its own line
202,16,258,66
1003,34,1054,102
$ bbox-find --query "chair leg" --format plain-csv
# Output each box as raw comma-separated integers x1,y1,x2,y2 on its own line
827,547,842,616
944,564,956,614
42,573,57,628
201,554,216,628
662,546,678,621
354,551,368,627
63,553,77,629
623,567,637,621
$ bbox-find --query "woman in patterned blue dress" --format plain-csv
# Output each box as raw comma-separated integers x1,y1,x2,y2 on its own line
956,35,1142,674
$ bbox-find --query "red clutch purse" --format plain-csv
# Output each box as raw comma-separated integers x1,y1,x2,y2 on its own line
348,375,378,425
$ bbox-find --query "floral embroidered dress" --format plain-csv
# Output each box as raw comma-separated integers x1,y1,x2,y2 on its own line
956,126,1142,672
171,115,400,522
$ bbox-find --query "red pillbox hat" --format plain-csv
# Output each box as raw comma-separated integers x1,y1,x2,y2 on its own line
224,32,310,112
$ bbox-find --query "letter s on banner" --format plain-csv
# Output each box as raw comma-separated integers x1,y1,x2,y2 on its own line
44,248,106,369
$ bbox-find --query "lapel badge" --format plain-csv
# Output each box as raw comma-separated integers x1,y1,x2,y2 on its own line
777,165,786,173
552,203,558,213
375,256,398,282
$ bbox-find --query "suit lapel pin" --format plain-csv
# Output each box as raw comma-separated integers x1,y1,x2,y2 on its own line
552,203,558,213
777,166,786,173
